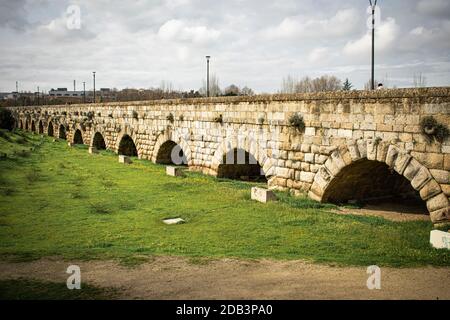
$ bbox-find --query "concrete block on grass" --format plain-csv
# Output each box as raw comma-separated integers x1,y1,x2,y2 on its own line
166,166,184,177
430,230,450,249
251,187,277,203
119,155,132,164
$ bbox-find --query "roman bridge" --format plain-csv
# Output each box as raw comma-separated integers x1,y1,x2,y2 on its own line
10,87,450,224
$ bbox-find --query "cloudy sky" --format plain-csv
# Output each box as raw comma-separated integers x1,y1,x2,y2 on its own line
1,0,449,93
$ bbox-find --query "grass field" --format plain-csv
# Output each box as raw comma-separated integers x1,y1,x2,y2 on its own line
0,129,449,267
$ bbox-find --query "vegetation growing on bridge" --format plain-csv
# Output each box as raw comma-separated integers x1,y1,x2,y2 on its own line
0,130,449,267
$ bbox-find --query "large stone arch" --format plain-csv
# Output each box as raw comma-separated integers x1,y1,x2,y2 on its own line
211,135,275,178
47,119,55,136
38,119,44,134
31,120,36,132
308,139,449,223
88,124,108,148
115,126,142,157
151,130,193,166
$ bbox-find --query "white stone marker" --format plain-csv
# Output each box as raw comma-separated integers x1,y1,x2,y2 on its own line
163,218,185,225
251,187,277,203
166,166,184,177
119,155,132,164
430,230,450,250
88,146,98,154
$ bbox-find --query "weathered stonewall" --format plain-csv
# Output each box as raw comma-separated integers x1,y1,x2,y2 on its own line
119,155,132,164
12,87,450,224
166,166,184,177
430,230,450,249
251,187,277,203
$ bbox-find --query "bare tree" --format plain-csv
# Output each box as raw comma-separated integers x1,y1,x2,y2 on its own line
160,80,174,93
413,73,427,88
281,75,342,93
240,86,255,96
199,74,221,97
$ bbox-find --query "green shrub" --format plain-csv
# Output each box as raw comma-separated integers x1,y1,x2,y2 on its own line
420,116,450,143
288,113,305,132
0,108,15,130
166,113,174,123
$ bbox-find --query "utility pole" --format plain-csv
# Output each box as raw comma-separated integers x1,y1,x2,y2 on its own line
205,56,210,97
93,72,96,103
83,82,86,103
369,0,378,90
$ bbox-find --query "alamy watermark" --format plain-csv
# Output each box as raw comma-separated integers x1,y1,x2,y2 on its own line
66,4,81,30
66,265,81,290
366,265,381,290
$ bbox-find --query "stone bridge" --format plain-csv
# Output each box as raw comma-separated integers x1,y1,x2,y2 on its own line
10,87,450,224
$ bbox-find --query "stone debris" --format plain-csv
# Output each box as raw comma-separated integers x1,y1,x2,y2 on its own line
163,218,186,225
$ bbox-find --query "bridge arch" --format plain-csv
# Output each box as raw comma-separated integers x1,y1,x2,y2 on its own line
118,134,138,157
58,124,67,140
19,119,23,130
211,135,275,179
47,121,54,136
73,129,84,144
25,119,29,131
115,127,141,157
91,132,107,150
38,120,44,134
152,131,192,166
31,120,36,132
308,139,449,223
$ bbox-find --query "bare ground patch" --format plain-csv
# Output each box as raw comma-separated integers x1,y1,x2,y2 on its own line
0,256,449,300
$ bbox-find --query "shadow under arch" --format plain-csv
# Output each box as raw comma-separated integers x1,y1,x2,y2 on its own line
47,121,54,136
118,134,138,156
309,140,449,223
31,120,36,132
59,124,67,140
38,120,44,134
217,148,267,182
91,132,106,150
73,129,84,144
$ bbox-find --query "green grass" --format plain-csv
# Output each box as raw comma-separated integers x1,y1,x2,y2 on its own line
0,129,449,267
0,278,118,300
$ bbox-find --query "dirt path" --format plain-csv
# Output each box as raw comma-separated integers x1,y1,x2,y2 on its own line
0,256,449,300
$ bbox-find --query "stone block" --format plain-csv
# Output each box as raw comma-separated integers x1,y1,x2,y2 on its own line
300,171,315,183
430,230,450,250
166,166,184,177
251,187,277,203
119,155,132,164
411,166,432,190
88,146,98,154
426,193,449,213
430,207,450,224
163,218,185,225
419,180,442,201
430,169,450,184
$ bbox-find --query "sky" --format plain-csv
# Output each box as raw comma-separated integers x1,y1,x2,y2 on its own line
0,0,449,93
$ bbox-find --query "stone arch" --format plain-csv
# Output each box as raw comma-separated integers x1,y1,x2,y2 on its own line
58,124,67,140
19,119,23,130
118,134,138,156
47,121,54,136
73,129,84,144
151,131,192,166
31,120,36,132
91,132,107,150
115,127,142,157
38,120,44,134
308,139,449,223
211,135,275,178
25,119,29,131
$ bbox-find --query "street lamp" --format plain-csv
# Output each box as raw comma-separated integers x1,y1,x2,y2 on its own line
93,71,96,103
83,81,86,103
205,56,210,97
369,0,378,90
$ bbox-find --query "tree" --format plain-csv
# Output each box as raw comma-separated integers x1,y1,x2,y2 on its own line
0,108,15,130
342,78,353,91
281,75,342,93
240,86,254,96
413,73,426,88
199,74,221,97
224,84,240,96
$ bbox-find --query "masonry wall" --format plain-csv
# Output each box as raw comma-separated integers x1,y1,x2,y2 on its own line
12,87,450,224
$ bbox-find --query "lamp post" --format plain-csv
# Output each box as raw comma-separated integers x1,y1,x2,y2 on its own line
93,71,96,103
205,55,210,97
369,0,378,90
37,86,39,105
83,81,86,103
